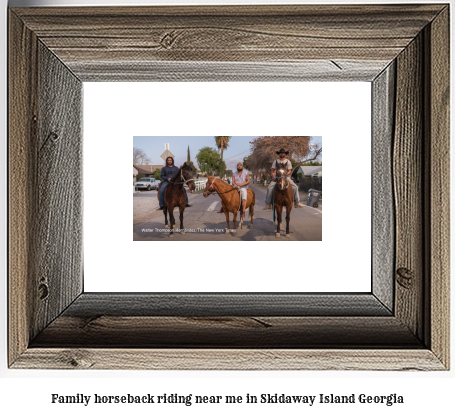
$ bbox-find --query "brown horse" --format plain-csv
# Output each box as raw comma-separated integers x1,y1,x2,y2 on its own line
157,162,196,237
273,162,294,238
203,176,255,234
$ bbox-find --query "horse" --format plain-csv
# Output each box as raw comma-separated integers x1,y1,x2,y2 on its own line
156,162,196,237
203,176,255,234
273,162,294,238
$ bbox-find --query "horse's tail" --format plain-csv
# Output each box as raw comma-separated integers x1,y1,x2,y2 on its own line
248,189,255,218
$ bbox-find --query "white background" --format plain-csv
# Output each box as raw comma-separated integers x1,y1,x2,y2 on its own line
84,82,371,292
1,0,454,414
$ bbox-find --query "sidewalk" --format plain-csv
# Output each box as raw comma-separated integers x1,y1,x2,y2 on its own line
133,189,198,221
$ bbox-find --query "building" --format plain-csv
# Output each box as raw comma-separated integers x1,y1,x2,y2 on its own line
134,164,165,180
298,166,322,178
133,165,160,183
137,164,165,174
298,166,322,192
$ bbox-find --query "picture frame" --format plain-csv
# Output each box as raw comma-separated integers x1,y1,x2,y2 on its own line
8,4,449,370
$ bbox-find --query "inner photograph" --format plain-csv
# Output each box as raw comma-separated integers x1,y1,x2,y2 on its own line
133,136,322,241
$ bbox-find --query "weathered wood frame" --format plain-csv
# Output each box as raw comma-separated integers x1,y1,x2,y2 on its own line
8,5,449,370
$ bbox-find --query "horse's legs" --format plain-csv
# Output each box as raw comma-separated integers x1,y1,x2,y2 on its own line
163,206,168,228
285,204,291,237
224,206,230,234
179,206,185,234
249,191,255,228
168,205,176,237
276,206,283,237
239,199,247,229
232,210,237,233
249,203,254,228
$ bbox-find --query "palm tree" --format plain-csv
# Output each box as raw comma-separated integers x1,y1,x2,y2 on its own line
214,136,231,175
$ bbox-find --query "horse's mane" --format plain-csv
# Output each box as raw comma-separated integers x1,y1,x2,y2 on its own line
276,162,287,174
215,177,233,189
169,167,181,183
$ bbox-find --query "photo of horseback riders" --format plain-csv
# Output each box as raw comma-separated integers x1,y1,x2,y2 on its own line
133,136,322,241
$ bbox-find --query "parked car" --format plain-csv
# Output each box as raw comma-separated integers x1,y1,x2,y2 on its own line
134,177,161,191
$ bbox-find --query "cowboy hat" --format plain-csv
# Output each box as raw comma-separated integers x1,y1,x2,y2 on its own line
276,148,289,155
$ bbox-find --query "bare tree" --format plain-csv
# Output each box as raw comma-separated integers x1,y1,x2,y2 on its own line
247,136,322,177
133,147,151,165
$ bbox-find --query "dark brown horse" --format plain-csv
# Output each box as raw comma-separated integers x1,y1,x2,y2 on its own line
157,162,196,237
203,176,255,234
273,162,294,238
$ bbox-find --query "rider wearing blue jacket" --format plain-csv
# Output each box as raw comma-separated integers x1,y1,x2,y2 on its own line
157,156,192,210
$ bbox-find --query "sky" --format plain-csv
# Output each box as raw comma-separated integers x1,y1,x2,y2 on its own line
133,136,322,172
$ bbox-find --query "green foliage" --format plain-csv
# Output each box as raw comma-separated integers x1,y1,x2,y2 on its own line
301,160,322,166
136,174,145,182
214,136,231,154
196,146,226,175
214,136,231,175
243,155,251,170
225,169,233,178
187,146,191,164
152,169,161,180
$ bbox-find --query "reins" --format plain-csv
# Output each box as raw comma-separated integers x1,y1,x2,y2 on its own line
170,169,195,185
206,177,237,195
206,177,243,212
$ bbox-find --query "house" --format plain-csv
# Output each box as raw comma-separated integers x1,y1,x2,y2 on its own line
138,164,165,174
298,166,322,178
133,165,157,183
134,164,165,179
298,166,322,192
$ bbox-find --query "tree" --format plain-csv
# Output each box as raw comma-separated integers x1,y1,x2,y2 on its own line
152,169,161,180
225,169,233,178
133,147,151,165
247,136,322,177
187,160,196,173
196,146,226,176
243,154,251,171
214,136,231,175
185,146,197,172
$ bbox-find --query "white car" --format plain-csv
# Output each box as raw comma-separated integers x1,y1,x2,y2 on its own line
134,177,161,191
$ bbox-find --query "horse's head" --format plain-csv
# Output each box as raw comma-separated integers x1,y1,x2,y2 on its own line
276,162,288,190
181,162,196,191
203,176,215,198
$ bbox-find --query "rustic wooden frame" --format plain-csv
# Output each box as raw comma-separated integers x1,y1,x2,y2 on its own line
8,5,449,370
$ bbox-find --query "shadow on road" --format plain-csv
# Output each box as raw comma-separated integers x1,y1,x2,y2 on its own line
133,195,314,241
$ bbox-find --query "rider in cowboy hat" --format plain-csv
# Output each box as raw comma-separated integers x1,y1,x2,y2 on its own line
262,148,306,210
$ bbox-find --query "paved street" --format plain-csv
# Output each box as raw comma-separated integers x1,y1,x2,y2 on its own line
133,183,322,241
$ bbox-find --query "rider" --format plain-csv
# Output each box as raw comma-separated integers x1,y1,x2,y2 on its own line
156,156,192,210
232,162,250,218
262,148,305,210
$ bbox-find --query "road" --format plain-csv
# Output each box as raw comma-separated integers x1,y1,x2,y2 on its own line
133,184,322,241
